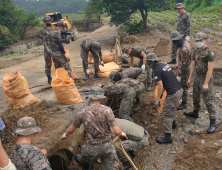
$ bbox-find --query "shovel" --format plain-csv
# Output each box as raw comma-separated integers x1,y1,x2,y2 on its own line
113,136,138,170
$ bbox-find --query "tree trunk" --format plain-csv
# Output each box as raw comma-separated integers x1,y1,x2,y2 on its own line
139,8,148,29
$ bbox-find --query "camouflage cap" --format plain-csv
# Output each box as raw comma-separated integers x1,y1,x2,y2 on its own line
92,41,101,53
109,71,117,80
194,32,208,40
174,3,186,9
170,31,184,41
43,15,51,21
88,85,106,100
146,53,160,61
55,21,66,27
122,46,130,54
14,117,41,136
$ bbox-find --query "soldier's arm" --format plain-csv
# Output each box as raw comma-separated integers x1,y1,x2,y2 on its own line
188,60,195,80
157,81,164,99
185,15,191,37
40,29,50,52
106,108,122,135
130,56,134,67
140,51,147,65
99,49,103,61
204,61,214,84
55,32,66,54
65,124,76,136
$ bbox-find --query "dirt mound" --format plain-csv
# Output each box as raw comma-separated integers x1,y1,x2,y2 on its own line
23,26,41,40
123,35,141,44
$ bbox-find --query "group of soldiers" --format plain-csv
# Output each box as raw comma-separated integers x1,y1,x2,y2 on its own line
0,2,219,170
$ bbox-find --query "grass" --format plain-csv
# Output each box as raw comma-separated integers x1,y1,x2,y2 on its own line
62,13,85,20
2,50,28,58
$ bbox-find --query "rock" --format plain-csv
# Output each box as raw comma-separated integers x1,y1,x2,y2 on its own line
218,149,222,154
212,143,219,149
217,140,222,144
183,136,189,144
215,93,220,98
201,139,205,144
156,31,161,34
219,131,222,134
144,121,148,125
218,42,222,46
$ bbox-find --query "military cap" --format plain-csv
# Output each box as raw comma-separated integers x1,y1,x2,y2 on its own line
14,117,41,136
109,71,117,80
43,15,51,21
92,41,101,53
194,32,208,40
55,21,66,27
88,85,106,100
122,46,130,54
146,53,160,61
174,3,186,9
169,31,184,41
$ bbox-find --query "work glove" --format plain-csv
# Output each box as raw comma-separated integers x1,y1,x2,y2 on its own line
202,84,209,93
65,53,70,61
120,132,128,140
101,61,104,67
156,99,161,106
62,133,68,140
86,69,90,75
187,79,191,88
141,64,146,70
175,65,178,70
176,76,181,83
185,36,190,42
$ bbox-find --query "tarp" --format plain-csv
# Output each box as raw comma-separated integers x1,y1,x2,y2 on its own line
92,62,120,78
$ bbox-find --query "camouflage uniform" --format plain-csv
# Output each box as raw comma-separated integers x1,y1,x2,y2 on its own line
49,30,72,78
105,83,136,121
40,26,52,77
73,104,119,170
177,41,192,102
129,46,152,84
163,88,183,133
171,12,191,60
192,47,217,119
80,38,103,74
13,143,52,170
120,67,147,84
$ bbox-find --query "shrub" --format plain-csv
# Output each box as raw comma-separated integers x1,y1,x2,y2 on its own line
77,11,84,14
127,20,143,35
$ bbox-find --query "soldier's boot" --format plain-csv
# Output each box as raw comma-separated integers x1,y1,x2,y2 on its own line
83,74,90,81
94,69,103,78
47,75,52,84
177,101,187,110
128,150,137,158
184,110,199,118
133,97,142,112
167,59,176,64
146,83,152,91
75,154,89,168
207,119,218,134
156,133,173,144
172,120,177,129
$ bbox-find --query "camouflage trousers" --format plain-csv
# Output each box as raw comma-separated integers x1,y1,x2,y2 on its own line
81,140,119,170
171,43,179,60
119,87,136,122
193,74,217,119
132,83,145,98
180,66,190,102
81,47,99,74
163,88,183,133
138,59,152,84
44,51,52,77
115,130,149,163
51,51,72,78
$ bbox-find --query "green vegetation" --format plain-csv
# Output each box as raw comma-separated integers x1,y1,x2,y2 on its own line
62,13,85,20
84,0,104,21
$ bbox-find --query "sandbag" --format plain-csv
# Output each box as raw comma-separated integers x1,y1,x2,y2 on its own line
88,51,114,64
2,69,39,108
154,85,167,114
52,49,77,79
92,62,120,78
51,68,84,104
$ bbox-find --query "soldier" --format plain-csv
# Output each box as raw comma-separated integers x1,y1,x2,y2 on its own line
113,118,149,170
146,53,183,144
62,86,127,170
169,31,192,110
13,117,52,170
103,83,136,122
80,38,104,80
184,32,218,134
122,46,152,91
49,21,72,78
168,3,191,64
40,16,53,84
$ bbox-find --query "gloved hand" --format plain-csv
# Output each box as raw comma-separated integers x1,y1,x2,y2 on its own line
175,65,178,70
120,132,128,140
176,76,181,83
62,133,68,140
86,69,90,75
48,51,51,55
185,36,190,42
187,79,191,88
65,53,70,61
141,64,146,70
156,99,161,106
101,61,104,67
202,84,209,93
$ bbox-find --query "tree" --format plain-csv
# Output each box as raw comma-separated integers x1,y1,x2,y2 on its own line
84,0,104,21
103,0,175,29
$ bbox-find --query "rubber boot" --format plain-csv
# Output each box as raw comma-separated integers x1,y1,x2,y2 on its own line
147,83,151,91
177,101,187,110
122,161,133,170
172,120,177,129
156,133,173,144
207,119,218,134
184,110,199,118
47,75,52,84
133,97,142,112
94,69,103,78
75,154,89,168
128,150,137,158
83,74,89,81
167,59,176,64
